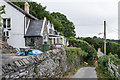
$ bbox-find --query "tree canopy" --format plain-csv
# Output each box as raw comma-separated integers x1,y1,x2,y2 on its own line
51,12,76,37
0,5,5,27
12,1,76,38
83,37,120,58
83,37,100,51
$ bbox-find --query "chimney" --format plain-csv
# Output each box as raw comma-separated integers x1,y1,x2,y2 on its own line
24,2,29,13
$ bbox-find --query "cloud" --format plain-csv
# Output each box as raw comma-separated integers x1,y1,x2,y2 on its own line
34,0,119,39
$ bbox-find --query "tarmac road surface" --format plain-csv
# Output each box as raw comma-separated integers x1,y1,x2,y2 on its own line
72,67,97,78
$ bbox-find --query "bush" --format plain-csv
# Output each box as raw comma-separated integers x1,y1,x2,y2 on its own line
108,53,120,66
68,38,97,65
96,55,115,78
83,37,100,51
66,47,78,66
66,47,84,66
76,40,97,65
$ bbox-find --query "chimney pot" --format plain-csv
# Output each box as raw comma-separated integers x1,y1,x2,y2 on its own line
24,2,29,13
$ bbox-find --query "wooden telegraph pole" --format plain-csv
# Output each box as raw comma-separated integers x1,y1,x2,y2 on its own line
104,21,106,55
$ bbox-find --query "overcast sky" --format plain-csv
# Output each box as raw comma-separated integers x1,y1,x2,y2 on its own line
33,0,119,40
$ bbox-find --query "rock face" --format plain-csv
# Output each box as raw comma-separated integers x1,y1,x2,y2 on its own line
2,48,80,79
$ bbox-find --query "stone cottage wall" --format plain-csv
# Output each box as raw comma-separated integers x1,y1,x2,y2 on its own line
25,37,43,50
2,48,81,79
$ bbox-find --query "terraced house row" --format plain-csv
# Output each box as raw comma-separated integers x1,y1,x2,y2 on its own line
0,0,69,51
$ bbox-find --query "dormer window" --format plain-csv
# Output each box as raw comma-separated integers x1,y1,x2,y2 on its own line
3,18,11,29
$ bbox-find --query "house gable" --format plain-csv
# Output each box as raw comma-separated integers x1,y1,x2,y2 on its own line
4,0,38,20
25,20,43,37
40,17,47,36
25,17,49,44
42,18,49,44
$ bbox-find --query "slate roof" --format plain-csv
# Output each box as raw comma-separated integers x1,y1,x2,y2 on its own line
5,0,38,20
25,20,43,37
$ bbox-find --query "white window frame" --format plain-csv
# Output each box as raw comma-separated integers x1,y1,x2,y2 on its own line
3,31,9,38
3,18,11,29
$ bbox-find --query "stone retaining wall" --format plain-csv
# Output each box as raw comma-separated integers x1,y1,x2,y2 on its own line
2,48,80,79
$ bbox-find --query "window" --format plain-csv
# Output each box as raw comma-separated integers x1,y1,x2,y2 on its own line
31,38,34,44
3,19,6,28
7,19,11,28
3,18,11,29
28,38,34,46
3,32,5,36
54,38,55,44
3,31,9,37
6,31,9,36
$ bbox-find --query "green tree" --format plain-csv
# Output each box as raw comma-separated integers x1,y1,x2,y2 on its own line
117,47,120,58
93,37,120,58
0,5,5,26
12,2,76,38
51,12,76,38
83,37,100,51
93,36,97,39
52,19,63,33
13,2,53,21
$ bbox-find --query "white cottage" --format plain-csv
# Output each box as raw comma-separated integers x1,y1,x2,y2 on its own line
0,0,68,49
0,0,37,48
47,21,68,46
0,0,49,49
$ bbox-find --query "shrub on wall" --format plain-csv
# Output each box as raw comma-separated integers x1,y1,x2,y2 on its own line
66,47,78,66
68,37,97,65
65,47,87,66
76,40,97,65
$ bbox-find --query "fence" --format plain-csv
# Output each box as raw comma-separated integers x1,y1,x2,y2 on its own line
108,57,120,79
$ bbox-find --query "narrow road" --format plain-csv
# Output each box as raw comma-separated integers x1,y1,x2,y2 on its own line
72,67,97,78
